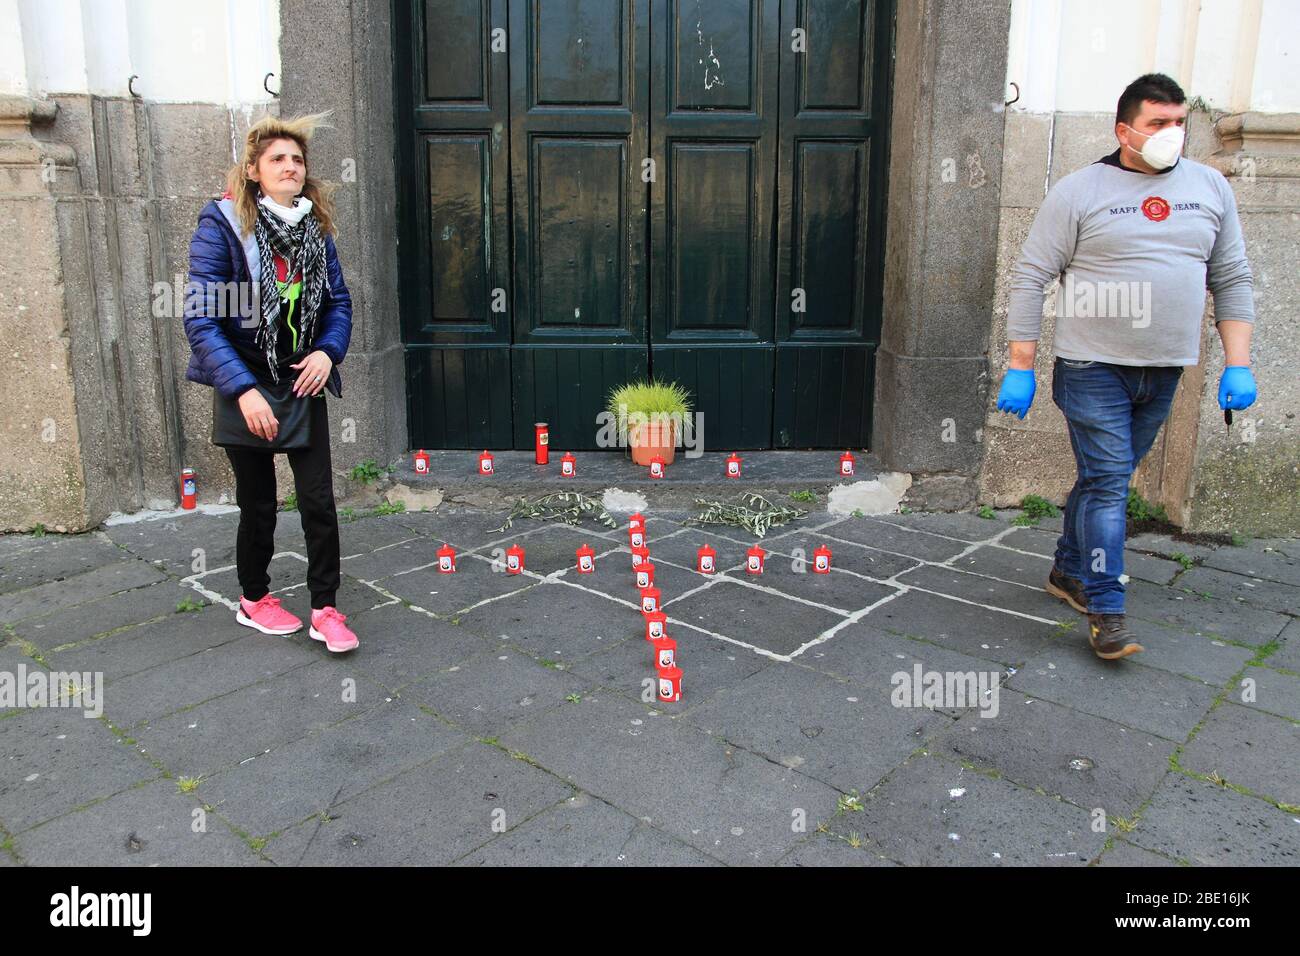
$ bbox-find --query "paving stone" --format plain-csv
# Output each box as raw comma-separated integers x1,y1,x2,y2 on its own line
454,791,721,866
0,707,158,833
764,531,922,582
997,527,1058,558
965,542,1182,588
1235,665,1300,722
931,689,1175,819
335,602,490,693
195,698,474,837
1126,532,1220,563
1009,639,1218,741
482,525,622,578
1117,579,1290,645
103,513,239,577
567,631,772,712
12,777,260,866
187,553,310,606
1127,627,1256,686
394,509,575,552
373,555,540,618
1094,837,1179,866
131,658,385,778
575,551,715,611
1199,542,1300,588
335,515,426,556
1179,702,1300,807
0,532,46,561
263,741,571,865
339,536,439,581
630,529,747,574
778,831,899,866
100,630,316,729
713,561,900,616
0,560,169,626
664,579,848,657
499,693,841,865
820,516,973,562
796,625,1011,720
852,589,1058,665
1032,514,1066,534
874,511,1011,542
1174,567,1300,616
1270,619,1300,671
11,580,205,651
894,564,1069,621
948,545,1053,588
687,513,838,549
829,753,1104,865
44,606,244,684
0,533,132,595
683,662,949,794
1126,773,1300,866
455,578,642,665
400,645,590,737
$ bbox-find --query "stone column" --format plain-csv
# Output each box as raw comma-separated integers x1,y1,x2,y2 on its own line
1179,111,1300,533
874,0,1012,510
0,96,85,531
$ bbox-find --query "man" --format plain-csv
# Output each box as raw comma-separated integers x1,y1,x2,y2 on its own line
995,73,1257,661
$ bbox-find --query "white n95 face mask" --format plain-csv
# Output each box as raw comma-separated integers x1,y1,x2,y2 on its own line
1124,124,1184,170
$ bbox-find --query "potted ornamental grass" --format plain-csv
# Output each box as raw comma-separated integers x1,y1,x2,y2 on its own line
606,379,693,466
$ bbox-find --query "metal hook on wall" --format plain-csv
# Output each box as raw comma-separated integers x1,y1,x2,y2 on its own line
1005,81,1020,108
128,75,140,98
264,72,279,98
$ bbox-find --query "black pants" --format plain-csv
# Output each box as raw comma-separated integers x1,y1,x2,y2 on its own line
224,394,340,609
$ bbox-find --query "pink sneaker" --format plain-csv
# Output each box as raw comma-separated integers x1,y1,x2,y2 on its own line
310,606,358,653
236,593,303,635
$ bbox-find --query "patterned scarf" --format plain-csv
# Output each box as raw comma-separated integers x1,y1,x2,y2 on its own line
253,196,327,384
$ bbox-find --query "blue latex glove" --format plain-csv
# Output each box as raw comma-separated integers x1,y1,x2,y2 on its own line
1218,366,1257,410
996,368,1036,419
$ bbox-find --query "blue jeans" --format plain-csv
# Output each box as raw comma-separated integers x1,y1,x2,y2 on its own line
1051,357,1183,614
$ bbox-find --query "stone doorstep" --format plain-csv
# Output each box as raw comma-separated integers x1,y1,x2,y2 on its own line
380,449,910,514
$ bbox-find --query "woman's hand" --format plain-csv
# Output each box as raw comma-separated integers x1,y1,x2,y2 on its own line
238,388,279,441
290,350,333,397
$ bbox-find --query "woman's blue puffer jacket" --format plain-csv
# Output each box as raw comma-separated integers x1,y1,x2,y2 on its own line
183,197,352,400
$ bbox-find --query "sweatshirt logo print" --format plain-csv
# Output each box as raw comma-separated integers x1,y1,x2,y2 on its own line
1141,196,1171,222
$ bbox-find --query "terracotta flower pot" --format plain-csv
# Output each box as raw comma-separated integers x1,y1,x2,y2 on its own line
629,417,677,467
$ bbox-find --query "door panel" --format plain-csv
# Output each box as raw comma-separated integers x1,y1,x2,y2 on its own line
774,0,891,447
509,0,648,345
650,0,779,449
508,0,649,451
397,0,514,448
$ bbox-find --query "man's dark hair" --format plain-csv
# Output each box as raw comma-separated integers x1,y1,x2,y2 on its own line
1116,73,1186,127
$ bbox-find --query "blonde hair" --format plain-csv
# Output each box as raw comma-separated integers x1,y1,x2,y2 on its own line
226,112,337,238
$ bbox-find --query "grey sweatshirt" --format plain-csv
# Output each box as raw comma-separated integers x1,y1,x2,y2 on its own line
1007,152,1255,366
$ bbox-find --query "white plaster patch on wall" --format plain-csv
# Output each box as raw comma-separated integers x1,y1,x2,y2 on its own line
826,472,913,515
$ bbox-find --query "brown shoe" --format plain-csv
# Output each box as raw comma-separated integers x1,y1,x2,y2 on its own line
1087,613,1144,660
1045,566,1087,615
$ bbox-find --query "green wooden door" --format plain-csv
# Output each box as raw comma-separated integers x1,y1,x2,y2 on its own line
397,0,892,451
507,0,651,450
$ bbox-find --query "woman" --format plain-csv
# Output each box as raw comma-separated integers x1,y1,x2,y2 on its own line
183,113,358,653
